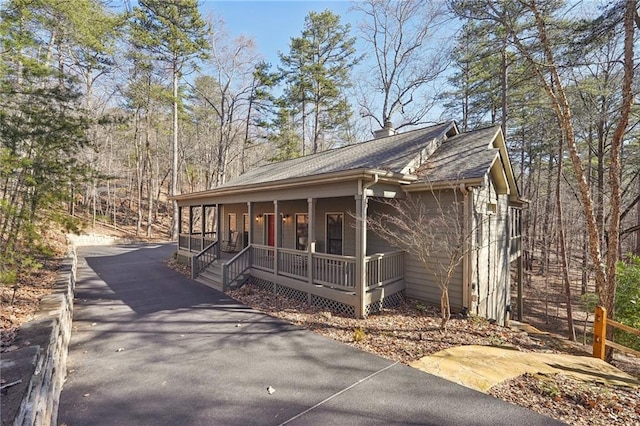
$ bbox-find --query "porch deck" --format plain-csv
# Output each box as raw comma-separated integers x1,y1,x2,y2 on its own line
177,235,405,317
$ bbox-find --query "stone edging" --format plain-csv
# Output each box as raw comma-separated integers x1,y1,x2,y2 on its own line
1,247,77,426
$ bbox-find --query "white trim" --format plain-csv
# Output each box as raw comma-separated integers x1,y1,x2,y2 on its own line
325,212,344,255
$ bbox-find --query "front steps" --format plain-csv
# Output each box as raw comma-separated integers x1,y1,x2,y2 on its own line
195,260,223,291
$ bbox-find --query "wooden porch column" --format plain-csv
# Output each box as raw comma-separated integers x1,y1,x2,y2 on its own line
274,200,280,276
215,203,221,258
355,189,367,318
307,198,316,291
188,205,194,252
200,204,204,238
247,202,253,246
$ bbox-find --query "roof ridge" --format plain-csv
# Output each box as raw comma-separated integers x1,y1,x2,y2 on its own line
259,121,455,168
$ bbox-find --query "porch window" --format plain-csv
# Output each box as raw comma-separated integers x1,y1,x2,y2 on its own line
204,205,216,237
326,213,343,255
179,206,188,234
243,213,249,248
228,213,237,240
296,214,308,250
190,206,202,234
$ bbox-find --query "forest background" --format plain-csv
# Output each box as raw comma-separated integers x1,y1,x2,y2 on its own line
1,0,639,347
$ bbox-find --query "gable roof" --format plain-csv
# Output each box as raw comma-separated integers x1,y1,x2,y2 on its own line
173,120,522,203
217,121,456,189
411,125,521,200
416,126,501,183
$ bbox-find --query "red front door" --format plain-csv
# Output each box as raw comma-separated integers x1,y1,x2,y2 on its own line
267,214,275,246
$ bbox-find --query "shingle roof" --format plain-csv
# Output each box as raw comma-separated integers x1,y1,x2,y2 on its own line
416,126,501,183
218,121,455,189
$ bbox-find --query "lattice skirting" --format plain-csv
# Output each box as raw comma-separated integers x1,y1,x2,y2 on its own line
243,277,404,318
365,289,406,316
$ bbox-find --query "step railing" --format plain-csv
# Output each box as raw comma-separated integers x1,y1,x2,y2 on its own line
223,245,251,291
191,240,218,279
593,306,640,359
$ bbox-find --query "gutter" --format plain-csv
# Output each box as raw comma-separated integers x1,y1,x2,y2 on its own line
170,168,416,202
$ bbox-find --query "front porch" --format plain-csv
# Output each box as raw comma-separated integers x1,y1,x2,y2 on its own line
177,236,406,317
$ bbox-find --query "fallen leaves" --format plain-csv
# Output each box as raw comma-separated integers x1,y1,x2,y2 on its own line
228,284,640,426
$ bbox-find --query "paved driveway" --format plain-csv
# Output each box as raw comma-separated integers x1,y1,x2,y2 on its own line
58,243,562,425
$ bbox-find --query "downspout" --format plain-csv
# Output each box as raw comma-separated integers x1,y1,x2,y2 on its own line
356,174,379,318
459,184,471,315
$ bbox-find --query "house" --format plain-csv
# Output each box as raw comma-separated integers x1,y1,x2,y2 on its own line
172,121,525,325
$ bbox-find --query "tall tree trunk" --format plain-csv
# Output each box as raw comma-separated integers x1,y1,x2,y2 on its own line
171,60,180,240
602,0,636,359
540,153,555,274
556,137,576,340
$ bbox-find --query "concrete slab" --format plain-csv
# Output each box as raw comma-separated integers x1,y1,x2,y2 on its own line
58,243,562,425
410,345,640,393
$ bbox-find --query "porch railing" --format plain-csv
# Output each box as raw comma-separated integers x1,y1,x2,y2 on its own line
313,253,356,291
223,245,251,291
278,248,308,281
249,245,403,293
251,244,275,272
365,251,404,290
178,233,217,253
191,240,218,279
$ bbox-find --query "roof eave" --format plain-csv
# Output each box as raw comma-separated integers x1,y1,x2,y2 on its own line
171,168,417,202
404,177,484,192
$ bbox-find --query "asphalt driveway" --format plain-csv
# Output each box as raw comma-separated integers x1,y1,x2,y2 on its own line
58,243,562,425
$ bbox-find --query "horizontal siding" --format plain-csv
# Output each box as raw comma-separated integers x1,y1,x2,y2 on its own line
404,253,464,310
368,190,466,311
366,200,400,255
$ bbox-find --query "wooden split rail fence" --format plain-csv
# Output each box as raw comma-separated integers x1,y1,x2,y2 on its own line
592,306,640,360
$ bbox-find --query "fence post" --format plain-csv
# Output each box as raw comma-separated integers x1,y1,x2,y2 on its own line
191,255,197,280
593,306,607,360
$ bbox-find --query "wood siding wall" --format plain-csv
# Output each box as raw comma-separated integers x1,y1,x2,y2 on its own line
242,198,357,254
472,175,510,324
369,192,465,311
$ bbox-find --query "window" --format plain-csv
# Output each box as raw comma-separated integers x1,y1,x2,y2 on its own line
179,207,188,234
190,206,202,234
296,214,308,250
228,213,237,240
204,205,216,236
326,213,343,255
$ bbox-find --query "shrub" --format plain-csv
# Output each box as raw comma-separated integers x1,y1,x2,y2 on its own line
614,255,640,351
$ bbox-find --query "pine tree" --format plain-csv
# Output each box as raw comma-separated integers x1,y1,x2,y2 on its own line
279,10,359,154
131,0,209,239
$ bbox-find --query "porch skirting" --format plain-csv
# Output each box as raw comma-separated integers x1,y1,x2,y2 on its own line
245,276,406,318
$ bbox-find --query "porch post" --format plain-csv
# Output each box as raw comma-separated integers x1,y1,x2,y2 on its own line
178,205,183,247
215,203,221,258
188,206,193,252
355,188,367,318
247,202,253,246
200,204,205,238
307,198,315,291
274,200,280,276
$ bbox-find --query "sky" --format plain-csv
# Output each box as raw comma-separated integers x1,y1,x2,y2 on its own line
199,1,359,67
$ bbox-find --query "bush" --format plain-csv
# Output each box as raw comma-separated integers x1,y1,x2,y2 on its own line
614,255,640,351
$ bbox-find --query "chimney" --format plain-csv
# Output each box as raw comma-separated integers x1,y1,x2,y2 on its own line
374,120,396,139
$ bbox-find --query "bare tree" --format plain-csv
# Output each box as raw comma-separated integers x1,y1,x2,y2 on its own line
366,188,475,331
188,20,263,187
353,0,450,131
